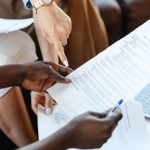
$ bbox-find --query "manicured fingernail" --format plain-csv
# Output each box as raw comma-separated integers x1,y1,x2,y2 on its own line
46,108,51,115
65,78,71,82
64,60,69,67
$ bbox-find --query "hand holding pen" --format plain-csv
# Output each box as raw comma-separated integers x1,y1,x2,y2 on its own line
63,104,123,149
108,99,124,116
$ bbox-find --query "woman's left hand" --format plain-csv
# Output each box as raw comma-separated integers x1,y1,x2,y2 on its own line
22,61,72,92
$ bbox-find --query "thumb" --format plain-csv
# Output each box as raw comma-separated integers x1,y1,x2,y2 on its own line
44,93,53,114
107,108,123,127
31,72,49,81
49,68,71,83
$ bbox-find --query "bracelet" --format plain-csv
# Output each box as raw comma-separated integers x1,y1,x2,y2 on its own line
32,0,55,13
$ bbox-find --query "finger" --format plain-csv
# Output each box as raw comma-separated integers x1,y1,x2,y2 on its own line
58,20,71,41
55,6,72,36
87,111,107,119
45,93,53,108
43,61,73,74
101,108,112,116
41,78,56,91
42,62,71,82
34,91,46,97
31,91,38,114
106,108,123,127
64,17,72,39
49,67,71,83
44,93,53,114
31,92,46,114
58,65,73,75
52,99,57,105
87,108,112,119
47,37,69,67
55,40,69,67
66,17,72,38
55,25,68,46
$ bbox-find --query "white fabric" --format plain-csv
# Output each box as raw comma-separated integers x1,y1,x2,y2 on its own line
0,30,38,97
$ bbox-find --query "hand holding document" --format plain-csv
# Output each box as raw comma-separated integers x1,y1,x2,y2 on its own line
38,20,150,150
0,18,33,33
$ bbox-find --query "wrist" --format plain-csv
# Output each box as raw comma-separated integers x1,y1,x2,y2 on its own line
15,64,27,87
47,125,73,150
58,124,75,149
0,64,27,88
30,0,55,13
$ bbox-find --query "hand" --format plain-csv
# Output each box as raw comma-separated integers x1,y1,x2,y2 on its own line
33,1,72,65
22,61,72,92
31,91,56,114
63,109,122,149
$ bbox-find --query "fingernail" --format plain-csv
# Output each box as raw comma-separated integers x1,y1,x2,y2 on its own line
64,60,69,67
65,78,71,82
53,99,57,105
46,108,51,115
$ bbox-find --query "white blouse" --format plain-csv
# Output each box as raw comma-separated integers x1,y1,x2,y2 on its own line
0,30,38,97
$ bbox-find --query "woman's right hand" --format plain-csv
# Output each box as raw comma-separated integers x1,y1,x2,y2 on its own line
62,109,122,149
33,1,72,66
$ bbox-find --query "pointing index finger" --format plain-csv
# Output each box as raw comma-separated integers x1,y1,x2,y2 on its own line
48,67,71,83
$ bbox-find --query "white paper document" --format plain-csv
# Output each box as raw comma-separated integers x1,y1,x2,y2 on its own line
38,20,150,149
0,18,33,33
38,101,150,150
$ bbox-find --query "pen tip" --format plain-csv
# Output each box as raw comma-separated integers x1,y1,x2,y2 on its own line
118,99,124,106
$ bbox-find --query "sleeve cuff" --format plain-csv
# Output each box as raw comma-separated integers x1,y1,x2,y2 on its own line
23,0,33,9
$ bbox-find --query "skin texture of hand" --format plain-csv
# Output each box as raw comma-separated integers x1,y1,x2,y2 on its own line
31,91,55,114
33,1,72,65
20,109,122,150
22,61,72,92
63,109,122,149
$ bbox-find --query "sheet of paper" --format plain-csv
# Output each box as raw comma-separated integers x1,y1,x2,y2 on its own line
0,18,33,33
38,20,150,149
146,119,150,137
38,101,150,150
100,101,150,150
48,20,150,112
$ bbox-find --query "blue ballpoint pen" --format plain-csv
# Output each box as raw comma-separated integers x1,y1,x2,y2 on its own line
107,99,124,117
112,99,124,112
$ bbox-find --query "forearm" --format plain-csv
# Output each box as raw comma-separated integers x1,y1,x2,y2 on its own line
19,126,71,150
34,14,58,62
0,64,26,88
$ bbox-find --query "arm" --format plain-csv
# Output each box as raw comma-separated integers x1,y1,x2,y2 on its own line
0,64,25,88
19,126,69,150
19,109,122,150
0,61,72,91
23,0,72,66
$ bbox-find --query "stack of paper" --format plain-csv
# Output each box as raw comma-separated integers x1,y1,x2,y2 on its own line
38,20,150,150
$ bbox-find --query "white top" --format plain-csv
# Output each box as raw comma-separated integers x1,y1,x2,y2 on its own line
0,30,37,97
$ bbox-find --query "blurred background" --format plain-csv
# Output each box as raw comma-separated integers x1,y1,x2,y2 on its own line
0,0,149,149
